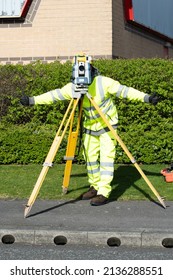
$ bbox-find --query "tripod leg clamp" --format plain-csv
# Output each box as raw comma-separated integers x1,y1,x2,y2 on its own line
63,156,74,161
43,162,53,167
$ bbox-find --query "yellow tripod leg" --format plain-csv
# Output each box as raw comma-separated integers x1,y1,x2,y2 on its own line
87,93,166,209
62,131,78,194
24,98,80,218
62,99,83,194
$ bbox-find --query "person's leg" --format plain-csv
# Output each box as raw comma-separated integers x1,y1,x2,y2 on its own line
91,131,116,205
82,133,100,199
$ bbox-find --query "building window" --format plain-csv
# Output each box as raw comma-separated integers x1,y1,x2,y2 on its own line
0,0,32,19
124,0,173,41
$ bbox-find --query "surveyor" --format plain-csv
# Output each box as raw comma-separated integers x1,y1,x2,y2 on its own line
20,54,159,206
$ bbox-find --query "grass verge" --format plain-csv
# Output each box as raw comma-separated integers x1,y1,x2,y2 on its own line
0,164,172,202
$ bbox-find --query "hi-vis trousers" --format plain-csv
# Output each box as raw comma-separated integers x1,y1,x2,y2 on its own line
83,131,117,198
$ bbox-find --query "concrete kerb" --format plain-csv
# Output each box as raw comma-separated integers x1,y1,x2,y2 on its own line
1,229,173,247
35,230,88,245
87,231,142,247
142,230,173,247
0,229,35,245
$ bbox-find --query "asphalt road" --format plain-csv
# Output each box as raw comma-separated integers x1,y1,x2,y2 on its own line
0,243,173,260
1,199,173,248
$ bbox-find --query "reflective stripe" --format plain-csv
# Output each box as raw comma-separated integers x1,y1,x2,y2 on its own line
123,86,129,98
51,92,56,102
116,85,124,97
71,85,76,98
144,94,150,103
116,85,130,98
87,161,98,166
29,97,35,105
101,162,114,167
100,170,114,176
55,89,66,100
97,76,104,101
84,124,118,136
101,98,110,107
103,103,114,114
84,98,110,112
84,103,113,120
87,168,100,174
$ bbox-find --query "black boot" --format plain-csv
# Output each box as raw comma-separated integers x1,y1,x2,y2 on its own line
90,195,108,206
82,187,97,200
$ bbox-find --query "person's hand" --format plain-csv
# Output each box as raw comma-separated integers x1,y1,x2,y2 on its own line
149,93,160,105
20,95,29,106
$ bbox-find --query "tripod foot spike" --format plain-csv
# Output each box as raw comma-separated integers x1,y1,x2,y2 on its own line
62,186,68,194
24,205,32,218
159,199,166,209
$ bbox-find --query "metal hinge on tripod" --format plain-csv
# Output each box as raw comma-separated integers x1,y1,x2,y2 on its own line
63,156,74,161
43,162,53,167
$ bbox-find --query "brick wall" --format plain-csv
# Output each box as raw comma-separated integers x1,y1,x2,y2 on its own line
0,0,173,64
0,0,112,64
112,0,173,59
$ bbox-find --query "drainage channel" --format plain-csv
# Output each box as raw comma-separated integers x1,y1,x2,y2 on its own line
162,238,173,248
54,235,68,245
1,235,15,244
107,237,121,247
1,234,173,248
1,234,122,247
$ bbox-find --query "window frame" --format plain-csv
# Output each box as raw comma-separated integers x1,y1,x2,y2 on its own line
123,0,173,43
0,0,32,20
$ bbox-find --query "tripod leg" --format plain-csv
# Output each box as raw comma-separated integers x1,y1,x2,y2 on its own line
86,93,166,209
62,131,78,194
24,98,80,218
62,99,83,193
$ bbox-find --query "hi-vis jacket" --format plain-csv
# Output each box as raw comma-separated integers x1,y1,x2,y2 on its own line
30,76,150,135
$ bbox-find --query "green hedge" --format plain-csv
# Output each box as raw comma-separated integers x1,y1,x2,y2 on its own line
0,59,173,164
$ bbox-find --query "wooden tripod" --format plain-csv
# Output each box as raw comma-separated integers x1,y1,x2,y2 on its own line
24,90,166,218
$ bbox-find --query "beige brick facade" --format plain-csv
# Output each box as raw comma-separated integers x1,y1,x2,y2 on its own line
0,0,172,64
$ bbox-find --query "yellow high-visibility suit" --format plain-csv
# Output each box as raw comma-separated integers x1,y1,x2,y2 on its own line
29,76,150,198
